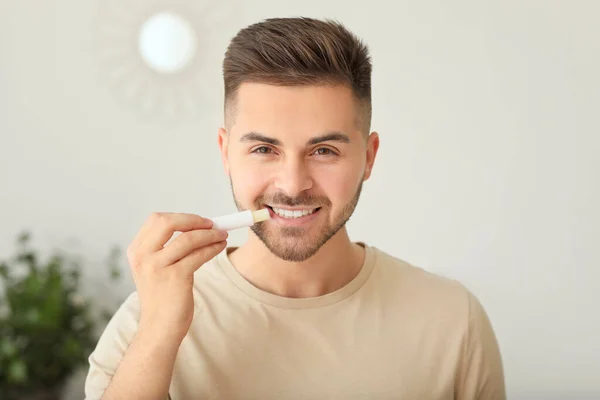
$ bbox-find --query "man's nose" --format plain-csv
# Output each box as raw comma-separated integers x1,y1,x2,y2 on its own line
273,157,313,198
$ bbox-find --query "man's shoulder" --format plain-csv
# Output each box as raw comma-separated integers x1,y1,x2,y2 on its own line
369,246,473,312
372,246,465,287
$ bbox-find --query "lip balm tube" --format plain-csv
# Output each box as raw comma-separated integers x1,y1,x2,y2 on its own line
210,208,270,231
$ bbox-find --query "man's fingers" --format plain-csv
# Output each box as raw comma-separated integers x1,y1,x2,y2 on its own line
129,212,172,256
172,240,227,275
157,229,228,266
139,213,214,253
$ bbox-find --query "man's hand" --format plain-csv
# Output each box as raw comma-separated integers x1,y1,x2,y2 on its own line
127,212,228,342
100,212,227,400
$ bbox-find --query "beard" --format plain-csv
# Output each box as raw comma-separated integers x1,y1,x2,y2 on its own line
231,180,363,262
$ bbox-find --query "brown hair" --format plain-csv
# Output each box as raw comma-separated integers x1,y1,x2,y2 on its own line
222,17,372,132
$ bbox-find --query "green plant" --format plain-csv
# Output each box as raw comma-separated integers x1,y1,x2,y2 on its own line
0,231,122,398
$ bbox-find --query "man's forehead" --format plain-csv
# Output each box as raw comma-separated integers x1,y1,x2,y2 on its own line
230,83,359,138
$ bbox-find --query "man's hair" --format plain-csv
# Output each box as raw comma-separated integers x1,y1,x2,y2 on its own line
222,17,372,132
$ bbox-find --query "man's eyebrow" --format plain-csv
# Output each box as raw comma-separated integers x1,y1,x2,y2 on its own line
239,132,281,146
307,132,351,145
239,131,351,146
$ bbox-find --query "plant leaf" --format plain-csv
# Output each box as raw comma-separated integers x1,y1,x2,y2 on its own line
8,359,28,384
0,337,17,357
0,262,8,279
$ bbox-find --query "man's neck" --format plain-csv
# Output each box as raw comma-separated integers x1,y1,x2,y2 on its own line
227,228,365,298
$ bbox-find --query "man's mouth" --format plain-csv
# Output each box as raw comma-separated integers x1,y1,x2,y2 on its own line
265,205,321,219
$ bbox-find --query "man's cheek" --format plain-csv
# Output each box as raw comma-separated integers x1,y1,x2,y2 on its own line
236,172,267,201
324,176,355,203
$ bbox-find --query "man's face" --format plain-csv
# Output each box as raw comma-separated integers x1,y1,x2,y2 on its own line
219,82,378,262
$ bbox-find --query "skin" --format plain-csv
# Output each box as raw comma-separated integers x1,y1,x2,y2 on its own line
100,81,379,399
219,82,380,298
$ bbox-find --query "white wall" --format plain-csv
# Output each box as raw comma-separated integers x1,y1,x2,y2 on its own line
1,0,598,398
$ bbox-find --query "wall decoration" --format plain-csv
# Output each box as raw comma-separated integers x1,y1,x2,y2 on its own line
95,0,239,120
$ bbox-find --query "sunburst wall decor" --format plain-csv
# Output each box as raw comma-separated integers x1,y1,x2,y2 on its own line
95,0,239,120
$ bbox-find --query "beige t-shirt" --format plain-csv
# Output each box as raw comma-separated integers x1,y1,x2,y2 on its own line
85,245,505,399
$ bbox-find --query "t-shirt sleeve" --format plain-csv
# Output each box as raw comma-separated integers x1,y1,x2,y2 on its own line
83,292,158,399
455,292,506,400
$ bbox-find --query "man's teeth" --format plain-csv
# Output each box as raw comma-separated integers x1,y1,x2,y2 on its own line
271,207,317,219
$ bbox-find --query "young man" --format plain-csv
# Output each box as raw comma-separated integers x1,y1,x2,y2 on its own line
85,17,506,399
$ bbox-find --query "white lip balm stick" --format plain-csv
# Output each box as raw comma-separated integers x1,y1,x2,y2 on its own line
210,208,270,231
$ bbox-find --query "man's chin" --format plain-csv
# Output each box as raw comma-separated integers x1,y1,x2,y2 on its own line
252,225,340,262
263,242,322,263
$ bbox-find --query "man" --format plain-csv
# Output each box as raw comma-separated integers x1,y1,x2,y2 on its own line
85,17,505,399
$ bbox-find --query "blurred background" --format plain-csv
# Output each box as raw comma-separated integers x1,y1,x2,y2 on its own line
1,0,599,398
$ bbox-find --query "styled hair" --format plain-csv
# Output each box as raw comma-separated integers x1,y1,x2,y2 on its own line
222,17,372,131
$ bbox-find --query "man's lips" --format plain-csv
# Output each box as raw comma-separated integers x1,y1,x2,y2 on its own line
263,205,323,224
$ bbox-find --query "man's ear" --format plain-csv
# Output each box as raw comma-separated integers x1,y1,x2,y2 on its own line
218,127,230,176
363,131,380,181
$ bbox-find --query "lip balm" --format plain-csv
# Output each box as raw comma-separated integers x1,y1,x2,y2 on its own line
210,208,271,231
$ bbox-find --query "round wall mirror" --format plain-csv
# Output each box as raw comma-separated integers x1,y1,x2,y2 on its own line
138,12,197,73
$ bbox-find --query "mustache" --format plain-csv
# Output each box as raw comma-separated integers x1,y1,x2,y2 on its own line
256,193,331,208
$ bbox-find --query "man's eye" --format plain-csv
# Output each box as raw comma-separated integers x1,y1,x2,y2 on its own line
252,146,273,154
314,148,335,156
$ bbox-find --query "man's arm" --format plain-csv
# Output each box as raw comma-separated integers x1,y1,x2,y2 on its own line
85,212,228,399
84,293,176,400
455,293,506,399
